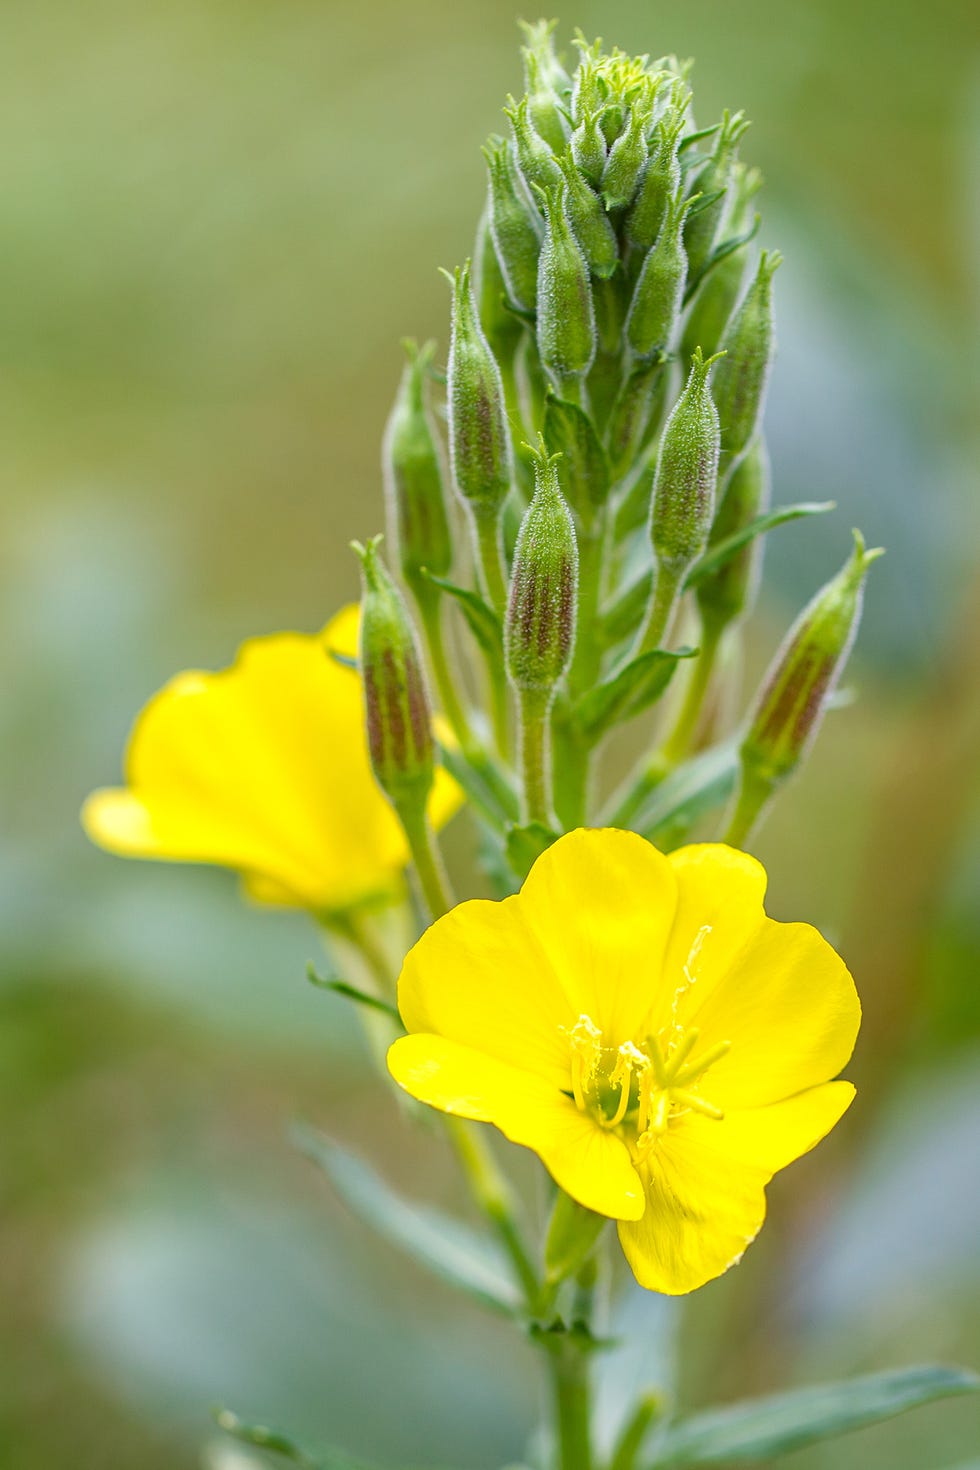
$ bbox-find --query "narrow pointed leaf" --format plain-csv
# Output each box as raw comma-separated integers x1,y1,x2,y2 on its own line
652,1365,980,1466
214,1407,369,1470
602,573,653,646
634,740,739,844
420,569,502,657
683,212,761,301
437,738,518,829
575,648,695,738
684,502,836,589
543,391,611,525
292,1123,523,1316
306,964,402,1024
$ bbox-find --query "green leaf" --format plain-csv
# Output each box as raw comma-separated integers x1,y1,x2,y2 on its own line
684,212,761,301
684,502,837,589
652,1365,980,1466
305,964,402,1024
635,740,738,845
543,391,611,525
602,573,653,646
292,1123,523,1317
436,738,517,830
575,648,696,738
506,821,560,880
421,569,502,658
214,1407,367,1470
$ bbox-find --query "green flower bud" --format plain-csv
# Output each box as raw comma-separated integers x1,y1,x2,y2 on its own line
555,149,618,280
605,358,666,482
353,535,435,809
521,44,570,154
382,340,452,588
651,346,724,572
625,187,698,360
696,435,770,633
713,249,781,479
482,135,543,313
444,260,513,513
535,182,597,387
601,92,653,209
570,108,607,188
680,164,762,363
625,108,684,248
505,93,562,199
683,109,750,283
505,439,579,694
519,19,572,104
732,532,883,839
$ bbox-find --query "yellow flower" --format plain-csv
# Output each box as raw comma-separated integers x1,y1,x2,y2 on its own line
387,828,860,1295
82,605,462,914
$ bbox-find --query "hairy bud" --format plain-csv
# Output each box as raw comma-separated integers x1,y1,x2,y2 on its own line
626,106,684,248
444,260,513,513
535,182,597,387
712,249,781,479
570,108,607,188
505,93,562,198
651,346,723,572
683,109,750,283
556,149,618,280
483,135,543,313
626,187,698,360
601,90,653,209
353,536,435,809
505,440,579,693
382,341,452,590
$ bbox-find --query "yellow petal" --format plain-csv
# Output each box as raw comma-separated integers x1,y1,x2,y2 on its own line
650,843,768,1026
519,828,679,1044
388,1033,644,1220
686,917,861,1108
82,606,462,912
618,1081,855,1294
397,897,576,1090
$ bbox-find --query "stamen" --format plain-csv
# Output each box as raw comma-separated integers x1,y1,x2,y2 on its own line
566,1014,602,1112
663,1025,700,1079
672,1038,731,1087
672,1089,724,1121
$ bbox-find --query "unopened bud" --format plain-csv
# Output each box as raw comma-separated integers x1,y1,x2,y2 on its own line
683,109,750,283
651,346,723,573
625,187,698,360
713,249,781,479
382,341,452,589
601,92,653,209
505,93,562,198
680,164,762,363
556,150,618,280
521,42,570,153
519,20,572,105
444,260,513,513
542,388,611,528
570,108,607,188
735,531,883,831
505,439,579,693
626,108,684,248
696,435,770,633
353,536,435,810
535,182,597,387
483,135,543,313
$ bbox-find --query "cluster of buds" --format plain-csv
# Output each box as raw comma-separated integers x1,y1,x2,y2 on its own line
353,21,880,880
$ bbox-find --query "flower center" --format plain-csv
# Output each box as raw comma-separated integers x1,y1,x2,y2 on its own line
562,932,730,1160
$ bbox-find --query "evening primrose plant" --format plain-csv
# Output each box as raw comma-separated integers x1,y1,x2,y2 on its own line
85,21,978,1470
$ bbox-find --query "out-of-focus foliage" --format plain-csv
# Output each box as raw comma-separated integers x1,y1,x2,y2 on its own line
1,0,977,1466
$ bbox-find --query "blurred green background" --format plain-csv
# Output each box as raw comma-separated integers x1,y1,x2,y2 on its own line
2,1,978,1466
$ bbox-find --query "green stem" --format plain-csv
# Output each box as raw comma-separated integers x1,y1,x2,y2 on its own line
396,796,454,920
722,763,774,848
473,506,509,615
659,616,722,765
517,685,555,825
417,587,475,752
443,1115,540,1307
550,1342,592,1470
635,559,684,655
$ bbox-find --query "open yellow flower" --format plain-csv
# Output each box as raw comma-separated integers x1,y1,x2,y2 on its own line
82,605,462,914
388,828,860,1295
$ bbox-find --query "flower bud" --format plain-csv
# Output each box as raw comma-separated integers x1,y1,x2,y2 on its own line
482,135,543,313
519,19,572,104
505,439,578,694
521,41,570,153
535,182,597,387
542,388,610,528
680,164,762,363
444,260,513,514
353,536,435,810
651,346,723,572
625,108,683,248
382,340,453,589
696,435,770,633
625,187,698,360
570,108,607,188
736,530,883,819
712,249,781,480
683,109,750,284
601,91,653,209
555,150,618,280
505,93,562,199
